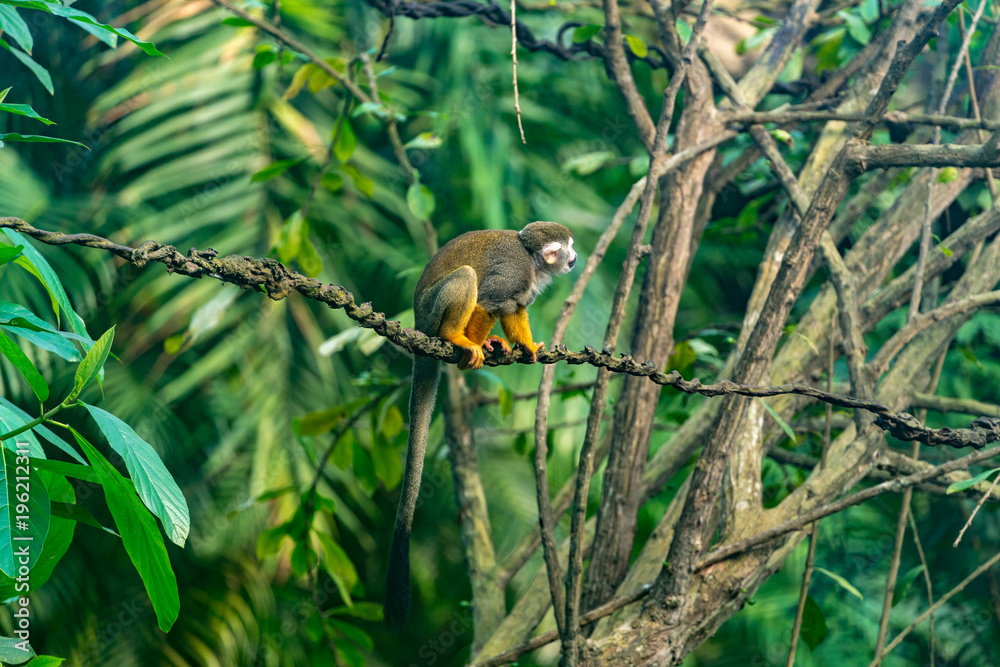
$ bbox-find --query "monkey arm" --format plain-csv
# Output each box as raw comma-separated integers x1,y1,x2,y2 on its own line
500,308,544,362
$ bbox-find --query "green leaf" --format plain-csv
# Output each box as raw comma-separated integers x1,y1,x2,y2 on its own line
29,458,96,483
316,531,358,605
221,16,255,27
572,24,601,43
333,120,357,162
0,38,51,94
372,434,402,491
73,429,179,632
298,237,323,277
0,636,35,664
72,326,114,398
0,102,52,125
0,330,48,401
892,564,925,607
947,467,1000,494
0,446,51,576
83,404,190,547
937,166,958,183
402,132,442,151
50,501,116,535
562,150,615,176
25,657,63,666
329,601,383,621
799,595,828,650
0,399,84,464
0,1,164,56
321,172,344,192
675,19,692,45
406,183,436,220
0,301,83,363
770,129,793,147
252,50,277,69
0,470,73,600
2,232,90,339
814,566,864,600
498,386,513,418
340,164,373,198
838,10,871,45
380,404,404,440
0,6,31,53
624,34,647,57
251,157,305,182
758,399,795,441
0,132,87,148
294,398,369,436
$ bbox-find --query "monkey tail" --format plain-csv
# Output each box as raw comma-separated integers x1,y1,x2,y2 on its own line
384,355,441,629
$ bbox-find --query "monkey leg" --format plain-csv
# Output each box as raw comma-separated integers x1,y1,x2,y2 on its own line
432,267,488,370
464,305,512,357
500,308,544,363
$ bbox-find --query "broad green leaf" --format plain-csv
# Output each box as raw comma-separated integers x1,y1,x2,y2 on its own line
0,132,86,148
0,103,51,125
334,119,357,162
0,38,51,94
29,458,96,483
0,470,73,600
329,601,383,621
2,230,90,339
0,1,164,56
814,566,864,600
402,132,441,151
298,237,323,277
25,657,63,666
799,595,828,650
0,399,84,463
329,619,373,652
892,564,926,607
0,331,47,401
221,16,255,27
294,398,370,436
0,636,35,664
838,10,871,45
572,24,601,43
371,434,403,491
251,157,305,182
316,531,357,606
72,326,114,397
321,172,344,192
340,164,373,197
0,302,82,363
406,183,436,220
0,6,31,53
252,50,277,69
74,430,179,632
947,467,1000,494
51,501,116,535
83,405,189,547
625,34,647,57
562,151,614,176
59,5,116,48
0,446,51,576
937,166,958,183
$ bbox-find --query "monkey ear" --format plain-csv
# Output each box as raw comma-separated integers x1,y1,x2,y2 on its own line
541,242,562,264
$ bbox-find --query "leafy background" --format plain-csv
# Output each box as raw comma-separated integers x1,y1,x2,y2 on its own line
0,0,998,665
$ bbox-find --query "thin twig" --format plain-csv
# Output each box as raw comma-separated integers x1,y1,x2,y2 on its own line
906,508,934,665
511,0,527,143
953,470,1000,547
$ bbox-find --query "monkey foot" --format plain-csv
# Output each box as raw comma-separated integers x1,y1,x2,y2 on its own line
459,345,486,370
483,335,512,356
520,341,544,364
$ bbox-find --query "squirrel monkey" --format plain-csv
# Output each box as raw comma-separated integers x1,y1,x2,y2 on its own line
384,221,577,628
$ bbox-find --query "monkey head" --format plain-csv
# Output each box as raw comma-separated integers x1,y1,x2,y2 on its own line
519,221,578,276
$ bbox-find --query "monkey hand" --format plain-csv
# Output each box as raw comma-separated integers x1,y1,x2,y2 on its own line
483,336,512,356
458,345,486,370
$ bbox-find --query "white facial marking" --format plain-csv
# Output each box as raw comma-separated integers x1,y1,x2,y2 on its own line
542,241,562,264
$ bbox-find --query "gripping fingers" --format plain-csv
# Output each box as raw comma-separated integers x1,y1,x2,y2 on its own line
459,345,486,370
484,335,512,355
525,341,544,364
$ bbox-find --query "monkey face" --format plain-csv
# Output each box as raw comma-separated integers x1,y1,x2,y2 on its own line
539,236,577,275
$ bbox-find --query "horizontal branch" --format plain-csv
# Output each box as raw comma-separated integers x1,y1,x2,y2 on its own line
722,109,1000,131
696,442,1000,570
2,217,998,451
849,142,1000,170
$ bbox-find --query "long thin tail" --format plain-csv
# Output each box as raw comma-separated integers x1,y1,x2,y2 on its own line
384,356,440,629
